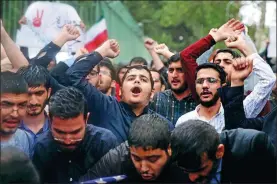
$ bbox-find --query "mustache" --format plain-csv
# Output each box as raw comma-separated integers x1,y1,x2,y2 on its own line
200,91,212,95
27,104,41,108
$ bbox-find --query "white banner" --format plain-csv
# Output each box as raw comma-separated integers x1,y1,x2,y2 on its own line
16,1,85,53
268,26,276,58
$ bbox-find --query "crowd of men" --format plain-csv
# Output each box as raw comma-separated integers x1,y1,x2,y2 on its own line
1,18,276,184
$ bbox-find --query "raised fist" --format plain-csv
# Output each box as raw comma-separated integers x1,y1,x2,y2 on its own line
96,39,120,58
154,43,170,56
60,24,80,41
144,38,157,50
230,56,253,83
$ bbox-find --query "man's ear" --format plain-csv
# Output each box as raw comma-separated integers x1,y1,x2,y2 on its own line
150,89,155,100
216,144,224,159
111,80,116,88
47,88,52,99
161,85,166,91
85,112,90,125
167,145,172,157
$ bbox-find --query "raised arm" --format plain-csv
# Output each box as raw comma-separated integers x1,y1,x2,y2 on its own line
66,40,120,114
1,20,29,70
225,31,276,118
178,19,245,99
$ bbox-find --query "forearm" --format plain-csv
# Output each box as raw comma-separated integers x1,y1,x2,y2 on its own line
149,50,164,71
1,28,29,69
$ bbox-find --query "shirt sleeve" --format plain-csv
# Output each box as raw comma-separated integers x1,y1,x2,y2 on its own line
243,53,276,118
179,34,216,100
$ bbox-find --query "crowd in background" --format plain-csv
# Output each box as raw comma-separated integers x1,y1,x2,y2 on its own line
1,18,276,184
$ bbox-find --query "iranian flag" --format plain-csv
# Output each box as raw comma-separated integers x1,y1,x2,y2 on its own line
84,18,108,52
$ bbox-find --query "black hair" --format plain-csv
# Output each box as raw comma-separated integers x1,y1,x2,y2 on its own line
1,71,28,94
116,65,128,84
49,87,88,120
99,58,116,80
212,49,241,62
128,114,171,150
129,57,148,66
17,65,51,90
195,63,227,85
171,120,220,172
150,69,165,86
167,53,181,65
0,146,40,184
121,65,154,89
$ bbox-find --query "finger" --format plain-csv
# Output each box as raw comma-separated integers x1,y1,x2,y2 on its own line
229,20,241,29
226,18,236,26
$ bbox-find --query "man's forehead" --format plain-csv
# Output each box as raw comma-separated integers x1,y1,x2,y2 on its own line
214,52,233,60
126,68,150,78
1,93,28,101
168,61,182,68
130,146,164,156
197,68,220,78
28,85,47,92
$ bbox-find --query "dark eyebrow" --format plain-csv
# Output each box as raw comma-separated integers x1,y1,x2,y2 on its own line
183,165,209,173
1,101,14,105
53,127,83,134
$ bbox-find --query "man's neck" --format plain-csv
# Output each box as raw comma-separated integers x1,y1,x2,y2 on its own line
131,104,147,116
172,89,191,101
22,112,46,134
0,133,13,142
197,100,221,120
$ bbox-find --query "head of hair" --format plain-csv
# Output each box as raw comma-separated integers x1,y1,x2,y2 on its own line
122,65,154,89
1,71,28,94
150,69,165,85
49,87,88,120
0,146,40,184
17,65,51,90
213,49,241,62
129,57,148,66
171,120,220,171
128,114,171,150
99,58,116,80
167,53,181,65
195,63,227,85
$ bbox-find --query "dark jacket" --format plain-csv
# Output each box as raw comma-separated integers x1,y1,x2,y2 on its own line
79,141,189,183
66,52,174,143
219,85,277,146
220,128,276,183
32,124,118,183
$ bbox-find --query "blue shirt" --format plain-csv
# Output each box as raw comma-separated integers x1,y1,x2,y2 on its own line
210,159,222,184
19,114,50,143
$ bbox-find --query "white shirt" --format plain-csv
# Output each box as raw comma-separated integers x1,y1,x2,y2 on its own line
176,104,225,133
243,53,276,118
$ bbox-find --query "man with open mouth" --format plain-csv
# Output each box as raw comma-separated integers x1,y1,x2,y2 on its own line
66,39,173,143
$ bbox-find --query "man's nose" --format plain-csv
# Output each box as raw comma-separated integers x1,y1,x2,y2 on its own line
141,161,149,172
202,80,210,88
29,95,38,104
189,173,199,182
10,108,19,118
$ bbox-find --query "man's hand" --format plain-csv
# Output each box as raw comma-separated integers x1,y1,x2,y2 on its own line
74,47,89,59
53,24,80,47
95,39,120,58
225,32,256,56
230,57,253,86
18,16,27,25
144,38,157,51
154,43,174,58
209,18,245,42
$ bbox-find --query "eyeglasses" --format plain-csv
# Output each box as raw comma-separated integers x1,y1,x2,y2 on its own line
88,70,99,77
54,137,82,144
196,77,220,84
99,70,111,77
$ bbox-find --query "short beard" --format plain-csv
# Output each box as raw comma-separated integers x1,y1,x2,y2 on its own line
171,82,188,94
27,99,48,116
0,128,16,136
197,91,220,107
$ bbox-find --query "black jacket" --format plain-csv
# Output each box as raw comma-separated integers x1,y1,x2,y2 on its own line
79,142,189,183
32,125,118,183
219,85,276,146
220,128,276,183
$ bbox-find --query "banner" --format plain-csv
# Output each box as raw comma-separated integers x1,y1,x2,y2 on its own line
16,1,85,53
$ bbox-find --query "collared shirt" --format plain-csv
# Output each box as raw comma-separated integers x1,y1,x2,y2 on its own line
150,89,197,125
32,124,118,183
210,159,222,184
19,113,50,143
1,129,34,158
176,104,225,133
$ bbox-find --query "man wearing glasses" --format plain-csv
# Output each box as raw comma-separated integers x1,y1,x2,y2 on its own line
176,63,227,133
0,72,33,158
32,87,118,183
